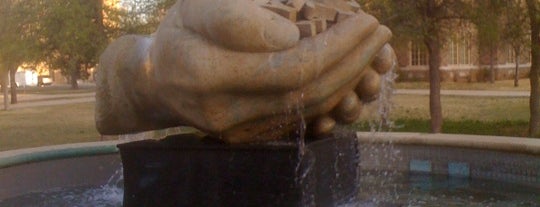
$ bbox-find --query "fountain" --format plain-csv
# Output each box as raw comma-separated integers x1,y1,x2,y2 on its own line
93,0,394,205
0,0,539,206
91,0,395,205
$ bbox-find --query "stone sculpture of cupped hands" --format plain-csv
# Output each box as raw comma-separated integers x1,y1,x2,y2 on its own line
96,0,396,143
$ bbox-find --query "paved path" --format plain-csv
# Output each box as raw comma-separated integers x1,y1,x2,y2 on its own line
14,93,95,102
1,92,95,110
0,89,531,110
395,89,530,97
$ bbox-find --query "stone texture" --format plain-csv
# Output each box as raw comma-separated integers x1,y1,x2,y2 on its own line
296,20,317,37
286,0,307,11
262,2,297,22
96,0,395,143
312,18,328,33
336,10,356,22
302,1,337,21
311,0,355,13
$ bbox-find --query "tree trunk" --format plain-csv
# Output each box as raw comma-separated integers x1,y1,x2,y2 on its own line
425,37,443,133
70,71,79,89
1,70,8,111
489,46,496,83
527,0,540,136
424,0,443,134
9,67,17,104
514,47,520,87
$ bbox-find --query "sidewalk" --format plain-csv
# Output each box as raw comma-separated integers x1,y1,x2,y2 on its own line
395,89,530,97
0,89,531,110
1,92,95,110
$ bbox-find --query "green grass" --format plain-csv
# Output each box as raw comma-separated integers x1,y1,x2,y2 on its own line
389,95,529,121
0,103,100,151
354,94,532,137
352,119,529,137
14,84,96,95
0,89,534,151
396,79,531,91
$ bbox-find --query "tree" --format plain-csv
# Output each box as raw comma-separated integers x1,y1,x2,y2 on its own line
38,0,107,89
501,1,530,87
526,0,540,136
36,0,177,89
105,0,176,36
0,65,7,110
0,0,41,103
472,0,505,83
361,0,469,133
471,1,528,86
0,3,9,106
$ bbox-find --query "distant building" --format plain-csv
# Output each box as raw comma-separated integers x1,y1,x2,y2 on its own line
14,70,38,87
13,63,58,87
394,27,530,82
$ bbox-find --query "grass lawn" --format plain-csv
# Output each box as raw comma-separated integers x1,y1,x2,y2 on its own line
14,84,96,95
395,79,531,91
0,84,533,151
354,94,531,137
390,95,529,121
0,103,100,151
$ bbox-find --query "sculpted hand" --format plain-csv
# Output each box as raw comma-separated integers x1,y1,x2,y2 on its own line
96,0,395,143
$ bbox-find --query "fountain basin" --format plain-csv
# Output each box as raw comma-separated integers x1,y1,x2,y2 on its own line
0,133,538,206
0,141,124,201
356,132,540,188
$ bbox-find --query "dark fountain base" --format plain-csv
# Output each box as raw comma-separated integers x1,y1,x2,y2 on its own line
118,133,360,207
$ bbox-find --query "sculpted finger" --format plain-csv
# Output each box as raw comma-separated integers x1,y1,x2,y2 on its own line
218,73,366,143
311,116,336,137
191,26,391,133
176,12,383,93
332,92,362,124
371,44,397,75
219,114,302,143
355,67,381,103
153,25,391,138
296,27,391,106
179,0,299,52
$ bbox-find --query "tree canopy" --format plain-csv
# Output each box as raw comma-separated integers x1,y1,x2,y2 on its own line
0,0,43,103
105,0,176,36
0,0,177,90
0,0,41,67
38,0,108,89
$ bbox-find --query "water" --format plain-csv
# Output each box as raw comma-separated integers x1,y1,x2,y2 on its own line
0,169,124,207
374,61,398,132
0,185,122,207
353,173,540,207
1,170,537,207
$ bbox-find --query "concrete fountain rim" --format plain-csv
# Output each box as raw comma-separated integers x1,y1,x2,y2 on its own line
0,140,128,169
1,132,539,169
357,132,540,155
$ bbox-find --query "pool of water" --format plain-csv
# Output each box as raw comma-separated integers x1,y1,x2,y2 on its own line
1,172,537,207
0,184,123,207
0,168,124,207
354,172,539,207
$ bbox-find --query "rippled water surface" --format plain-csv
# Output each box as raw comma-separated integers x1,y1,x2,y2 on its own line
1,172,537,207
0,184,123,207
352,173,539,207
